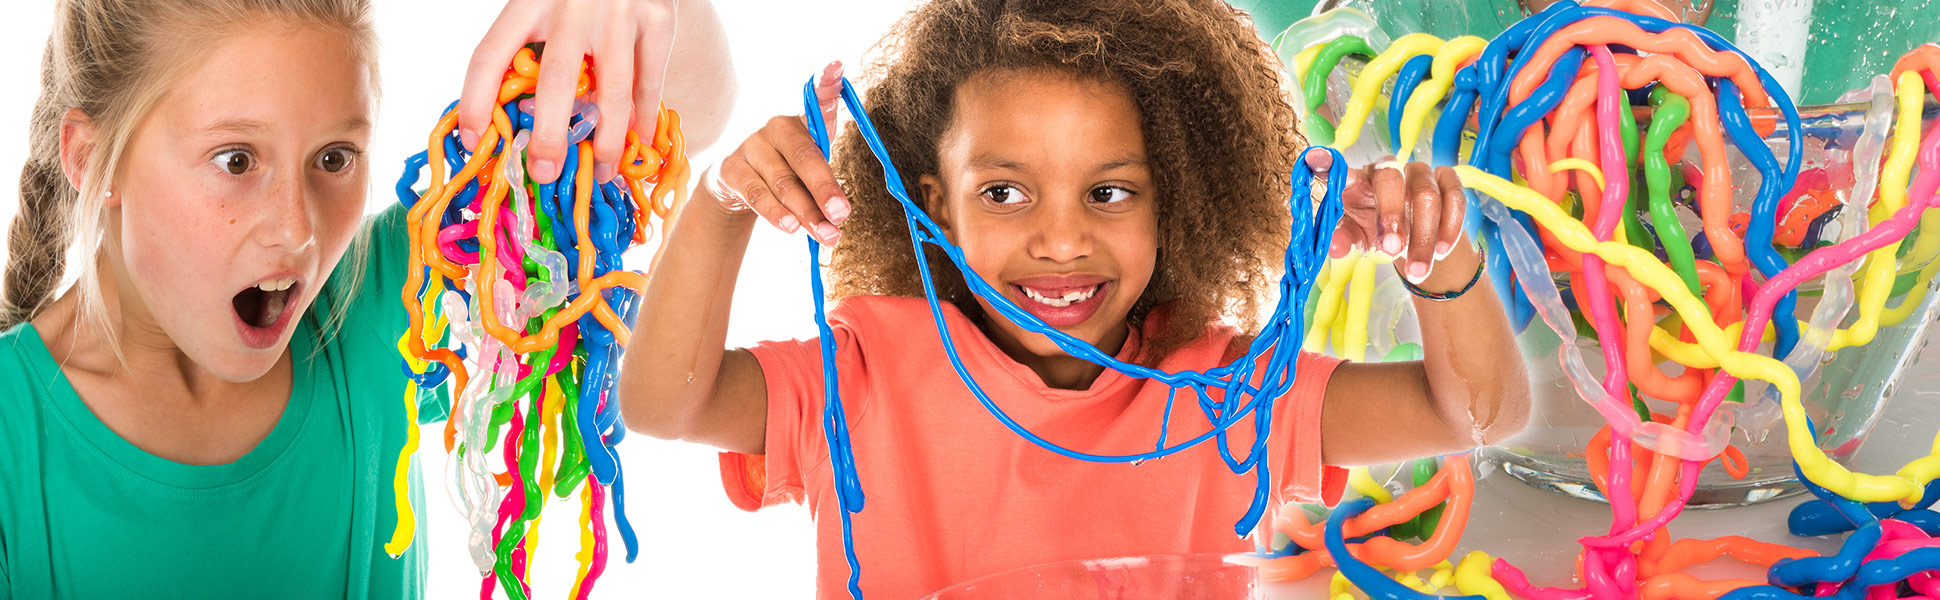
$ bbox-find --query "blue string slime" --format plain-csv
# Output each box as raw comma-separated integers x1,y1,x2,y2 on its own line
1390,54,1436,150
797,74,1346,598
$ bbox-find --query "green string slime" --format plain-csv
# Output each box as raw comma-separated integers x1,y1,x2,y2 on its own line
1303,36,1376,146
1642,87,1704,297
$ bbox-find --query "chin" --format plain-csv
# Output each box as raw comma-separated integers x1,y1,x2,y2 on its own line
198,306,306,383
201,346,288,383
1002,309,1134,359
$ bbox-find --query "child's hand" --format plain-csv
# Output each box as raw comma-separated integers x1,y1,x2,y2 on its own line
1303,153,1476,291
701,61,849,245
458,0,678,185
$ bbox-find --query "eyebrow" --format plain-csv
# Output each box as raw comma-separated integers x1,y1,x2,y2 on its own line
1093,157,1148,173
193,118,271,137
332,117,373,133
191,117,372,137
964,153,1148,174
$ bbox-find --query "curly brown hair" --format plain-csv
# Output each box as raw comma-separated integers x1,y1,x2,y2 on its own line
827,0,1303,360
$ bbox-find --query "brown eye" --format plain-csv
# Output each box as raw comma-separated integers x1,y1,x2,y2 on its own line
1089,186,1132,203
213,149,254,175
316,148,355,173
981,185,1027,205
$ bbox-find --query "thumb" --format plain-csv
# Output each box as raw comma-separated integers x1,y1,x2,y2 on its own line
815,60,845,129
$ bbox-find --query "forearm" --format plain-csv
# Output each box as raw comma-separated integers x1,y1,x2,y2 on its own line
662,0,736,153
1407,242,1530,446
620,181,757,439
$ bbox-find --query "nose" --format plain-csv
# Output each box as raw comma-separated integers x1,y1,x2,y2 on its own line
259,167,317,253
1027,193,1094,264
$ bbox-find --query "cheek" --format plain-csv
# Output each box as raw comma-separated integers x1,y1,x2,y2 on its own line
318,189,366,259
959,239,1005,283
118,185,236,303
1119,213,1160,295
960,224,1031,283
946,208,1009,281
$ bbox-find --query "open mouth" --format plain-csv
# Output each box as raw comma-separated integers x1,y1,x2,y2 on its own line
1010,280,1111,328
1018,283,1102,308
232,278,300,349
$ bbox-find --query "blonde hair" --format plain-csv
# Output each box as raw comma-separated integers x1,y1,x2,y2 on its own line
4,0,379,353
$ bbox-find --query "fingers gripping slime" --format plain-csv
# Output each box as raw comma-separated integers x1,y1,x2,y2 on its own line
389,46,690,600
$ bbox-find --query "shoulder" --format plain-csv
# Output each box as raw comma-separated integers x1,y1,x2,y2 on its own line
821,295,969,343
0,324,59,456
745,295,965,381
0,324,58,402
1148,314,1337,379
826,294,952,324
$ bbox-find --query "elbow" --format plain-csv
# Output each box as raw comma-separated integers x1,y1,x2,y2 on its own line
617,369,698,441
1436,364,1533,450
1470,385,1531,447
1467,368,1532,448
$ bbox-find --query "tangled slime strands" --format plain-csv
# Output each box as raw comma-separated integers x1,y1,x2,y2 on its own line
388,45,689,600
1255,2,1940,599
800,74,1348,598
773,3,1940,597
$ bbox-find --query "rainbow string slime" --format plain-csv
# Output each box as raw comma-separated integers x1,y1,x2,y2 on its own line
1274,1,1940,597
389,46,690,600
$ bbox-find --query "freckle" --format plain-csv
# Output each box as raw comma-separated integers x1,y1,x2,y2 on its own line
229,219,236,225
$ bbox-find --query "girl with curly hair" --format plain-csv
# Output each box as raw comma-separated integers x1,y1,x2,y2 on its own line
622,0,1528,596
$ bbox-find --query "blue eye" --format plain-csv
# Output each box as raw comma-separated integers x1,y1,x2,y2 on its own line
981,185,1029,205
1089,186,1132,203
213,149,255,175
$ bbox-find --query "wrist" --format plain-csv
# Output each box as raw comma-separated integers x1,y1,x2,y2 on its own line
1399,239,1484,300
694,163,761,225
1409,235,1480,292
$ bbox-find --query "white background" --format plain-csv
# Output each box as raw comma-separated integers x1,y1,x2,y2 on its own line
0,0,911,597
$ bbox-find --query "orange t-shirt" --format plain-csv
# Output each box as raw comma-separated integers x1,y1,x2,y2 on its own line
719,296,1346,598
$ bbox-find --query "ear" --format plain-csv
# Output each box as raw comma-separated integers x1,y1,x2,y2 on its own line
58,108,106,206
917,173,954,235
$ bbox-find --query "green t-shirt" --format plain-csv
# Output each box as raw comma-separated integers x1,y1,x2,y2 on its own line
0,203,448,599
1232,0,1940,105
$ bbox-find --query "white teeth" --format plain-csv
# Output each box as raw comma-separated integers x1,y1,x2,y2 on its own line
1020,284,1099,308
256,279,295,292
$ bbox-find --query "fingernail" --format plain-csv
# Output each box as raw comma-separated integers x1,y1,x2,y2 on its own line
815,222,841,244
1434,242,1453,260
460,128,479,152
826,196,850,222
1382,233,1404,255
778,215,800,233
1408,262,1430,284
595,163,616,184
533,159,558,182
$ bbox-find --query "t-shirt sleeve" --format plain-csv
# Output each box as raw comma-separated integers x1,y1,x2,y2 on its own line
324,204,451,425
1271,351,1348,507
717,316,863,512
